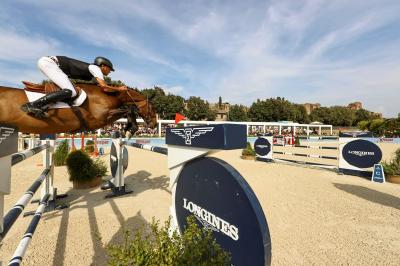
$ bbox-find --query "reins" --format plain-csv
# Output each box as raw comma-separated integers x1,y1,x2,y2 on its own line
124,89,152,124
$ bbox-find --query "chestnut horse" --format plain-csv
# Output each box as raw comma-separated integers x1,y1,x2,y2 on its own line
0,84,157,134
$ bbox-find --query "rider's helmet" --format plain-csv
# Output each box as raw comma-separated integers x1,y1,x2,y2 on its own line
94,57,114,71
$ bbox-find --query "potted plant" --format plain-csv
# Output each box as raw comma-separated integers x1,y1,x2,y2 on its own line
66,150,108,189
382,148,400,184
241,142,256,160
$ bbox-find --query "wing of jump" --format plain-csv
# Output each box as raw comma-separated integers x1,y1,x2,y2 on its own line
0,127,15,144
190,127,214,140
170,129,186,140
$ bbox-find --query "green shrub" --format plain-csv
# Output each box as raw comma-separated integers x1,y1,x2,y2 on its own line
66,150,108,182
382,148,400,176
242,142,256,156
106,216,231,266
84,139,95,153
54,139,69,166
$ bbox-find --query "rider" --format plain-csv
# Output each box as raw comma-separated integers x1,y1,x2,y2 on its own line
21,56,127,117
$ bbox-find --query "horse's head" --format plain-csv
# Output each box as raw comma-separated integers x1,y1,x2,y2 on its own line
120,88,157,129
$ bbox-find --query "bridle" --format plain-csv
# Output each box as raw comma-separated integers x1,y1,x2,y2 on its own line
124,89,153,125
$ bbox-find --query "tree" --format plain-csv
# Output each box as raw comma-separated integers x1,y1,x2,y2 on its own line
248,97,308,122
354,109,372,126
228,104,248,121
218,96,222,108
139,87,185,120
382,118,400,137
329,106,355,126
369,119,385,136
357,120,370,131
156,94,185,119
310,107,332,124
184,97,211,120
292,104,310,124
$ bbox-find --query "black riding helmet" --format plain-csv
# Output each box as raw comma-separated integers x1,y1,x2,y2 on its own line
94,56,114,71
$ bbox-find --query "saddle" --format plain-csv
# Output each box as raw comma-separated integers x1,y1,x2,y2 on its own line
22,81,82,96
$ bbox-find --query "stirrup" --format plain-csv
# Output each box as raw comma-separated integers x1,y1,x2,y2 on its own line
21,103,49,118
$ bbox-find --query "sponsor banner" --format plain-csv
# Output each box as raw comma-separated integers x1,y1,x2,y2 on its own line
254,137,271,156
174,157,271,266
254,136,273,163
339,131,373,138
0,124,18,157
166,124,247,149
371,164,385,183
341,139,382,169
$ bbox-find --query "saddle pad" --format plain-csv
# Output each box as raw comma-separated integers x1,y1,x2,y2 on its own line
25,90,87,109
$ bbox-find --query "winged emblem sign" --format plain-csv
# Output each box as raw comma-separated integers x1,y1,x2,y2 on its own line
170,127,214,145
0,127,15,144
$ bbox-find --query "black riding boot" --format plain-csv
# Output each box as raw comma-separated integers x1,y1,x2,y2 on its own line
21,89,73,118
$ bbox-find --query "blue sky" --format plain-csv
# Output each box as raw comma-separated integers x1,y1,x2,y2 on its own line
1,0,399,117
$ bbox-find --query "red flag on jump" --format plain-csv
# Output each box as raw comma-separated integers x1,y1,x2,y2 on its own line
175,113,185,124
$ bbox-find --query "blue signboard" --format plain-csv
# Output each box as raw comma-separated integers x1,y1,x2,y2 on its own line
342,139,382,168
254,137,271,156
174,157,272,266
166,124,247,149
371,164,385,183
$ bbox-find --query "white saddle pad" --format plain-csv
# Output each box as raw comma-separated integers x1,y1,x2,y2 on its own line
25,90,87,109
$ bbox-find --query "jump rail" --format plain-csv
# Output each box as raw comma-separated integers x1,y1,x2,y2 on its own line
11,144,48,166
125,142,168,155
273,151,338,160
296,136,338,140
8,194,50,266
0,168,50,240
274,144,338,150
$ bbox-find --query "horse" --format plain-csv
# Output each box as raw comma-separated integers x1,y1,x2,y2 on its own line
0,83,157,134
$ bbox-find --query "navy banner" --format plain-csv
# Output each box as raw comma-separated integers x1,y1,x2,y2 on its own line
342,139,382,168
339,131,373,138
254,137,271,156
166,124,246,149
174,157,271,266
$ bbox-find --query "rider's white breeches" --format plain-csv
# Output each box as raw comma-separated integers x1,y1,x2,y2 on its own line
37,57,77,97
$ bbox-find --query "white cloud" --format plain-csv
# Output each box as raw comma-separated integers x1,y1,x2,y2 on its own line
110,69,153,89
162,85,184,95
0,28,59,63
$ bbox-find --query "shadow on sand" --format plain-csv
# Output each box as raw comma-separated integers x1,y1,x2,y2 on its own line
333,183,400,210
46,170,169,266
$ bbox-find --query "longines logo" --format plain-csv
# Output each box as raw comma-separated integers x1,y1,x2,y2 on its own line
183,198,239,241
255,145,269,148
342,132,367,137
0,127,15,144
171,127,214,145
348,150,375,157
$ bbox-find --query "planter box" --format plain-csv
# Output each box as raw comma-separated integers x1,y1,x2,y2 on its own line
73,175,103,189
241,155,255,160
387,175,400,184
